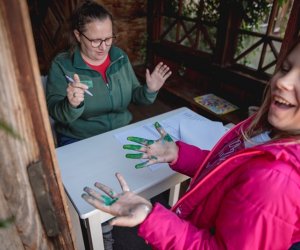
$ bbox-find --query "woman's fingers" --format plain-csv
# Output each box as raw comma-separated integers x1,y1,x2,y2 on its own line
83,186,103,200
123,144,145,151
116,173,130,192
125,153,147,159
94,182,117,198
127,136,155,146
81,193,111,212
134,160,149,169
134,156,158,169
110,215,138,227
154,122,173,142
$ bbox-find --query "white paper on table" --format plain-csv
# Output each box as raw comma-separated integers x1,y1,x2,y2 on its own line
144,109,209,141
179,119,229,150
114,109,223,171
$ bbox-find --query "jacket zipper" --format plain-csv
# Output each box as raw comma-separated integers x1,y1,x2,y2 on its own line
105,55,124,130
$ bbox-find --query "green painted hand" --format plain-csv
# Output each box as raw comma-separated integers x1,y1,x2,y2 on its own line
82,173,152,227
123,122,178,169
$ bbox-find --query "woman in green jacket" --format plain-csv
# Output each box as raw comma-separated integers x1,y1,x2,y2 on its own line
46,0,171,147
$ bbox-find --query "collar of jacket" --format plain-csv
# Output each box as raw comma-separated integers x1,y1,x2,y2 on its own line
72,46,125,69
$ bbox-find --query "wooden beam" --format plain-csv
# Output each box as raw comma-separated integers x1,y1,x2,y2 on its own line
0,0,75,248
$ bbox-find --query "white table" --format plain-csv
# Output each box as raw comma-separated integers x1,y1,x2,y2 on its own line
56,107,199,249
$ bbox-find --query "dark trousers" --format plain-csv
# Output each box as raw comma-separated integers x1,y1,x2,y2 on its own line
56,132,80,147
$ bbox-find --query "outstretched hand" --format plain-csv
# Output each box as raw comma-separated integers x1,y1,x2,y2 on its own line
123,122,179,169
82,173,152,227
146,62,172,92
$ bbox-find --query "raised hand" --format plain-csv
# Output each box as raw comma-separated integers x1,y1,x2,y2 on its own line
82,173,152,227
145,62,172,92
123,122,179,169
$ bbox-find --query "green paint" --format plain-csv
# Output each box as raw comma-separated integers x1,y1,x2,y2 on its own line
163,134,173,142
123,144,142,150
101,195,118,206
135,161,148,169
127,136,154,145
154,122,173,142
150,155,158,160
154,122,161,129
126,153,143,159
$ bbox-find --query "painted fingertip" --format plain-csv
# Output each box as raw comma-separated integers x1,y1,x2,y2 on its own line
83,186,89,192
123,144,142,150
147,140,155,145
135,162,146,169
164,134,173,142
154,122,161,129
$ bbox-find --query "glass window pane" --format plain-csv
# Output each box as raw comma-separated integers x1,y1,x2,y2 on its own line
235,34,261,58
180,20,196,46
196,25,216,53
262,44,276,68
160,0,219,54
237,43,263,70
162,17,177,42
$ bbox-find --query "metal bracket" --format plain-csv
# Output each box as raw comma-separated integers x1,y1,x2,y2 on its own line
28,161,60,237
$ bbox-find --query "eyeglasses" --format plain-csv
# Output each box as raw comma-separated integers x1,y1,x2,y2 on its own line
80,32,116,48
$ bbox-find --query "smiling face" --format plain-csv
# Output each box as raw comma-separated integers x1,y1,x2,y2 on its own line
268,43,300,133
74,18,113,65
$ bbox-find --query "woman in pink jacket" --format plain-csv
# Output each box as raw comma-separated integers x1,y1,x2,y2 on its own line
82,41,300,249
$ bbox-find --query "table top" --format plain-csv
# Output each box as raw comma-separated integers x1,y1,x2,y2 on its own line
56,107,193,220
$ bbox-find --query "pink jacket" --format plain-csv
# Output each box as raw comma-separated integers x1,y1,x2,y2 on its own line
138,118,300,249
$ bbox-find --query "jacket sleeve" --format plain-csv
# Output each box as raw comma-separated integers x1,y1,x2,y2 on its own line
139,159,299,250
138,203,222,249
214,160,298,250
170,141,210,177
46,60,84,123
126,59,158,105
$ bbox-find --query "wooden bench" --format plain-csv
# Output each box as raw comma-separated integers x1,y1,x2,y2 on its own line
134,65,249,125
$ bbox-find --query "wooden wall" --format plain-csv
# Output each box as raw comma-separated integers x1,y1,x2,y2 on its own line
28,0,148,74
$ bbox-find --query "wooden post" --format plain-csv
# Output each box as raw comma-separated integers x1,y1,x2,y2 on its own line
0,1,75,249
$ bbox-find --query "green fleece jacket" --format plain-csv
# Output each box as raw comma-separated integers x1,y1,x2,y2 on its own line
46,46,157,139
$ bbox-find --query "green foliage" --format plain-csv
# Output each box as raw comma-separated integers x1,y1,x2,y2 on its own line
199,0,220,23
228,0,288,29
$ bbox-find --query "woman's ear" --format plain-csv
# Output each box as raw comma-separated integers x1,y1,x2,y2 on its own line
73,29,81,43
